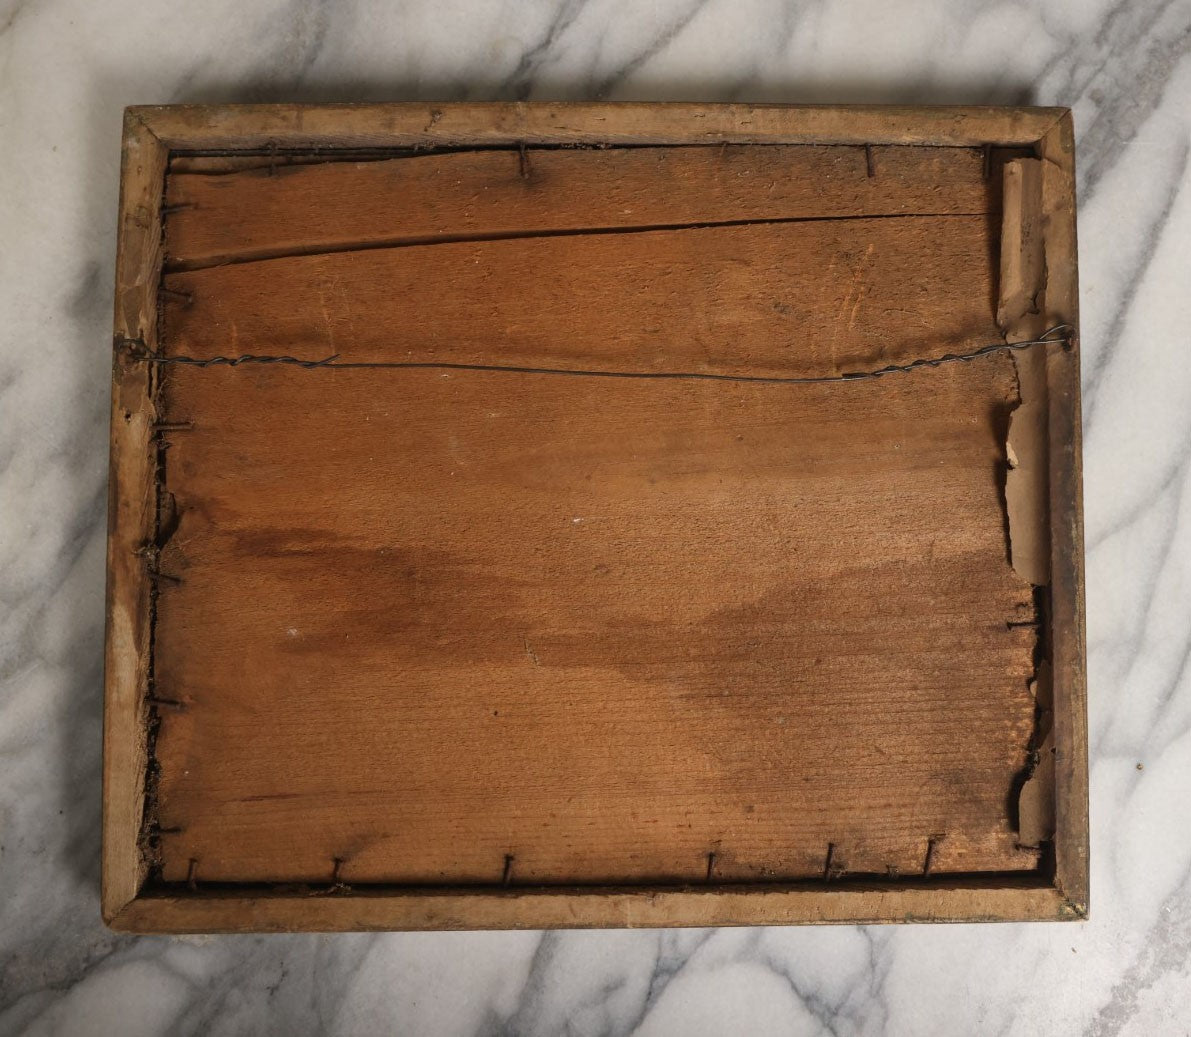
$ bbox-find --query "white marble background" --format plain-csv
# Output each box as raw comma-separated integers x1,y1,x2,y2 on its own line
2,0,1189,1033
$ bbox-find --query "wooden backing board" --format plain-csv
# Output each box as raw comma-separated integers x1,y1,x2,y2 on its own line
104,104,1087,932
162,214,1002,376
153,359,1037,886
163,144,1012,270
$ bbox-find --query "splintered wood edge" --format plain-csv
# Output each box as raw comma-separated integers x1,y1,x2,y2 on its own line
108,882,1077,934
104,103,1086,931
1039,113,1089,916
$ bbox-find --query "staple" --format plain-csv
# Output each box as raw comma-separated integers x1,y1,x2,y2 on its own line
982,144,992,181
186,858,198,891
705,852,717,882
159,287,194,304
823,842,837,881
157,826,183,835
865,144,875,178
502,854,515,886
923,836,942,876
142,325,1074,385
152,421,195,432
148,568,183,585
161,202,197,215
518,142,531,180
1006,618,1038,629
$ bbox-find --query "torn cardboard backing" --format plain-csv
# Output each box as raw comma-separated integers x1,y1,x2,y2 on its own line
998,157,1055,848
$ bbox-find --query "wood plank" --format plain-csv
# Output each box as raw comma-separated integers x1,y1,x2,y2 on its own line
133,102,1067,151
170,151,427,174
167,146,1032,177
162,216,1001,377
1040,113,1089,915
103,112,167,923
110,881,1078,934
164,145,1003,270
151,358,1038,887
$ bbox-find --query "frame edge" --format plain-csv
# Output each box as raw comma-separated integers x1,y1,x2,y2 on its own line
102,101,1089,931
110,882,1078,935
129,101,1069,150
102,110,168,925
1039,110,1090,917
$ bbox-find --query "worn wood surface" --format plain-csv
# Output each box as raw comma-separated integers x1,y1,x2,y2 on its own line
108,880,1078,934
152,354,1038,886
132,102,1069,151
164,145,1009,271
102,112,167,923
163,215,1001,377
1039,113,1089,915
104,103,1087,931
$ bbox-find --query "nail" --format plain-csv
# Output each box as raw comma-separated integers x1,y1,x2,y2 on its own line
923,836,941,876
823,842,837,881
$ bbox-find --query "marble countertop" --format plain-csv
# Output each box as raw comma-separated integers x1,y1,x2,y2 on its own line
2,0,1189,1033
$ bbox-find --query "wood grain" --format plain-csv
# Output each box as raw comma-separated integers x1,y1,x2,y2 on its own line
104,102,1086,931
132,102,1068,151
152,358,1038,886
162,215,1001,378
102,112,167,922
1040,113,1089,914
109,880,1078,934
164,145,1006,270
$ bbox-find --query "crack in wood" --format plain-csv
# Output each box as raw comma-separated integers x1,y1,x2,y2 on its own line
164,211,992,273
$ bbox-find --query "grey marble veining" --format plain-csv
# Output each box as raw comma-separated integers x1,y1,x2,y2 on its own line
2,0,1190,1033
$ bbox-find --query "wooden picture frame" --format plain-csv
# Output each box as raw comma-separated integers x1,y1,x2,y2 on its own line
104,103,1086,933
